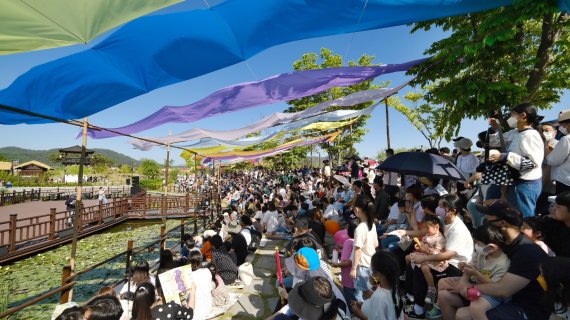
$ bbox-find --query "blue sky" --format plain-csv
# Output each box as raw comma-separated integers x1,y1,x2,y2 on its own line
0,1,568,166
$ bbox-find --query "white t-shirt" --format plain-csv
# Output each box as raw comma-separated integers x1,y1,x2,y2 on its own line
444,217,474,267
353,222,378,268
262,210,279,233
324,165,332,177
387,202,400,221
456,153,480,178
119,274,156,294
190,268,213,320
362,287,404,320
240,228,252,246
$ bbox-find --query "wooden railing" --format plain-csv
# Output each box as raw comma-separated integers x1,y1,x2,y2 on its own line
0,219,200,319
0,190,213,264
0,186,133,206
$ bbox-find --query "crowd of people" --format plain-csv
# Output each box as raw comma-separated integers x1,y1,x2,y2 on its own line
52,104,570,320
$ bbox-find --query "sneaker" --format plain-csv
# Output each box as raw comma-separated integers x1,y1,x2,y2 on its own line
407,310,425,320
426,306,442,320
424,290,437,305
402,296,414,314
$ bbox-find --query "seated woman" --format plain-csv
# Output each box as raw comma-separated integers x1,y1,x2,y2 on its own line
187,251,213,320
404,194,473,319
120,260,156,295
267,276,346,320
131,282,194,320
210,235,238,285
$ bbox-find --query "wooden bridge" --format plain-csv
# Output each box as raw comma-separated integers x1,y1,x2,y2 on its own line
0,190,217,265
0,186,133,206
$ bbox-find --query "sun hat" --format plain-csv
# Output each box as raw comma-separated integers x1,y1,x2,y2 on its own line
455,138,473,151
287,277,334,320
227,220,242,233
476,200,522,227
557,109,570,123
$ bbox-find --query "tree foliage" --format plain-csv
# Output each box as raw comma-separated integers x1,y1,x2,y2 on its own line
138,159,161,179
408,0,570,139
0,153,9,162
278,48,394,166
91,154,116,174
119,164,132,175
393,87,451,148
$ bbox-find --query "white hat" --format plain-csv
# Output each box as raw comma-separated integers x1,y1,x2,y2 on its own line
558,109,570,123
227,221,242,234
203,229,216,239
455,138,473,150
223,212,229,216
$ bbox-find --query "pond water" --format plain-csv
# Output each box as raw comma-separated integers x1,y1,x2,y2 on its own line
0,219,190,320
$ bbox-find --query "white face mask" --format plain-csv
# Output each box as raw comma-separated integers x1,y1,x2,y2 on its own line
435,207,446,218
474,244,489,256
543,131,554,141
560,126,568,135
405,193,412,201
507,116,518,128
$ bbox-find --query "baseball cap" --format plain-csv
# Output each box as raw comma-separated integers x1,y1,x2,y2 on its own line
476,200,522,227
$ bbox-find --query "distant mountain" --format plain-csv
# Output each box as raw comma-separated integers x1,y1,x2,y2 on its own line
0,146,141,167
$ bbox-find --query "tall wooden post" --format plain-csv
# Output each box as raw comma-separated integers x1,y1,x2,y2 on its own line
385,99,391,149
69,117,88,301
8,214,17,252
49,208,56,240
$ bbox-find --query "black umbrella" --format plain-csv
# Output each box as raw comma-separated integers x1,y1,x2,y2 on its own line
377,152,466,181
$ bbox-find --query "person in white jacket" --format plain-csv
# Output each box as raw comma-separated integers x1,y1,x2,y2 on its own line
489,103,544,218
546,110,570,194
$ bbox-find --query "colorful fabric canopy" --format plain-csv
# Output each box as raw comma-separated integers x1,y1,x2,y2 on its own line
129,85,405,150
0,0,512,125
0,0,180,55
181,118,359,153
90,63,420,139
184,131,341,163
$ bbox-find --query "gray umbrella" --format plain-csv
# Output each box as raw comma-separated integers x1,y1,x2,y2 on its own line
377,152,466,181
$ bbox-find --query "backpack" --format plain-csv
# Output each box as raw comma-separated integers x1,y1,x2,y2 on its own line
247,227,262,252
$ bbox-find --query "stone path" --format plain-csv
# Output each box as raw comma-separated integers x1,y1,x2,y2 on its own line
213,240,286,319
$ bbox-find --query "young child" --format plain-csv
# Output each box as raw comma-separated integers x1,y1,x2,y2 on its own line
432,224,510,320
521,216,556,257
329,219,361,303
405,214,447,304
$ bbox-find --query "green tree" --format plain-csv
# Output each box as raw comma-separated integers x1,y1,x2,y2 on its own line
48,152,61,165
91,154,116,175
139,159,161,179
408,0,569,139
119,164,132,175
392,87,451,148
169,168,180,183
0,153,8,162
283,48,392,165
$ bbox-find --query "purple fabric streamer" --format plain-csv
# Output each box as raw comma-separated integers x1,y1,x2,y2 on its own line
88,58,427,139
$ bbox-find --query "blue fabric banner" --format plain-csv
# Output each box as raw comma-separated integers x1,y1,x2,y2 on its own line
0,0,512,125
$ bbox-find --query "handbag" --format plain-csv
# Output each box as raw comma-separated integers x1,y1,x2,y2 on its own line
397,236,414,252
480,127,517,186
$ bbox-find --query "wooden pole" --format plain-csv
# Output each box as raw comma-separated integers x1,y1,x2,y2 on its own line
349,124,354,156
385,99,391,149
68,117,88,301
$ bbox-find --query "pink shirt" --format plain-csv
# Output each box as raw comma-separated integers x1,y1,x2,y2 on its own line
341,238,355,288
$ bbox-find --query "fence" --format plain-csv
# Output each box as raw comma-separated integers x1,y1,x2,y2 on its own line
0,218,201,319
0,190,214,265
0,186,133,206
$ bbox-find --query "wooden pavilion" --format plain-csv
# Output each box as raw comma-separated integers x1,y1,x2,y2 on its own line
14,160,51,176
58,145,95,166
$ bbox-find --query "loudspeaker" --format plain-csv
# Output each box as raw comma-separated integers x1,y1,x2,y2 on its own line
126,178,131,185
131,176,140,195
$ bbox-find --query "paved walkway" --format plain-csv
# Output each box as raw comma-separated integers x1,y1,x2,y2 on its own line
214,240,286,319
